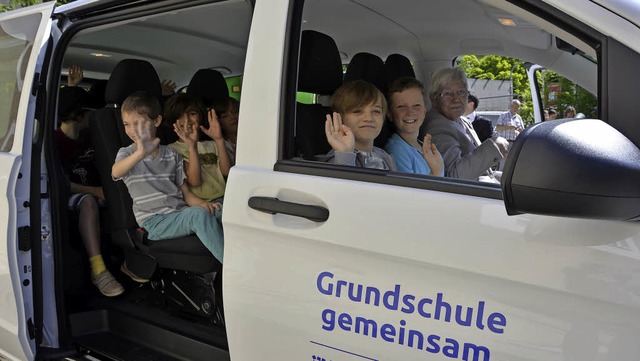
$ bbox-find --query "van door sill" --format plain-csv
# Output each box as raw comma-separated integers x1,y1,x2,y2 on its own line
70,310,230,361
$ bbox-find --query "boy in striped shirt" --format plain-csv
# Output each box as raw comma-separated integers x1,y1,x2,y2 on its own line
112,91,224,264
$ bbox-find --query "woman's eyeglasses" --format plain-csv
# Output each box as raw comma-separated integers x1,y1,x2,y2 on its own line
440,89,469,101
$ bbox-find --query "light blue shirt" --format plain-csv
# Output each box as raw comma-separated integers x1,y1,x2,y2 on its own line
384,133,444,176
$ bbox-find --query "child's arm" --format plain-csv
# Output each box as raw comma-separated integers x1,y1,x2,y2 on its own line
112,148,146,179
174,118,202,187
421,134,444,177
325,112,355,152
201,109,231,176
112,119,160,179
324,112,359,166
180,183,221,215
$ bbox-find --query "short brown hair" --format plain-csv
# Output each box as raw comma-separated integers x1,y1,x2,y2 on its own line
164,93,205,126
388,77,425,105
389,77,424,94
121,91,161,120
332,80,387,116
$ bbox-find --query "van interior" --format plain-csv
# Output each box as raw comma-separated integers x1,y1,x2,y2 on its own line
46,0,599,359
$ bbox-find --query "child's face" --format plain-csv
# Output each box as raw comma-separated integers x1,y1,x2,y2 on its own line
389,87,426,137
341,99,384,147
122,111,160,142
219,104,239,135
176,110,200,135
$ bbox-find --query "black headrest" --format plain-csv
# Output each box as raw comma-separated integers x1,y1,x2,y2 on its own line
104,59,162,105
298,30,343,95
186,69,229,106
384,54,416,86
58,86,92,119
87,79,108,108
344,52,386,93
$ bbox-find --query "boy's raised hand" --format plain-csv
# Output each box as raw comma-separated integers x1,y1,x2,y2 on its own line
174,118,198,147
421,134,444,176
325,112,354,152
200,109,224,141
68,65,83,87
133,119,160,157
161,79,177,96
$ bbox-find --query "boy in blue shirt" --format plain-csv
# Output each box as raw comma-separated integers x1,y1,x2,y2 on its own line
384,77,443,176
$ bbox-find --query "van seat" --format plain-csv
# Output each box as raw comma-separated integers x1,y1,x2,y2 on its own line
344,52,386,93
295,30,343,159
186,68,229,106
90,59,220,278
384,53,416,86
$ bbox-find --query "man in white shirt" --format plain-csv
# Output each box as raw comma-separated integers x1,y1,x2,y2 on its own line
496,99,524,142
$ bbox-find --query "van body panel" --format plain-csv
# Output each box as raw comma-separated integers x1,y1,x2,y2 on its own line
232,0,288,169
223,1,640,360
224,164,640,360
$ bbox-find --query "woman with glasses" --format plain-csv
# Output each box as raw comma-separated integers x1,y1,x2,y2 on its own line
421,67,509,182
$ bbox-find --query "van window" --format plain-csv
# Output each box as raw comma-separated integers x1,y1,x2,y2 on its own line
282,0,600,196
0,12,41,152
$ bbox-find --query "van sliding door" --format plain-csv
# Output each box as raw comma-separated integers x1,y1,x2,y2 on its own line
0,3,55,360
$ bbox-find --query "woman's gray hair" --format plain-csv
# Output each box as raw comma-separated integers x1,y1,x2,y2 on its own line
428,67,468,98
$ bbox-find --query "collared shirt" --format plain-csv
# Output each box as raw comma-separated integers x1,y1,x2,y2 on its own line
466,111,476,122
455,117,481,147
496,111,524,141
114,144,187,225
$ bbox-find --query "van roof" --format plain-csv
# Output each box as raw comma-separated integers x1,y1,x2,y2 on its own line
55,0,623,90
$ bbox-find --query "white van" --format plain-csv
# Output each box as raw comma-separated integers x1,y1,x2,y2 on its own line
0,0,638,360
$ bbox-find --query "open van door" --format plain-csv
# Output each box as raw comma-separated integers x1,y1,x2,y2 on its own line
0,2,55,360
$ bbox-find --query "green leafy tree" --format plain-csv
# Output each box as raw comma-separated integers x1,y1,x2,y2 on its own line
542,70,596,118
459,55,597,124
0,0,74,13
458,55,534,126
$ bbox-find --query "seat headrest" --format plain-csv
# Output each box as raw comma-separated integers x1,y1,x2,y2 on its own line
384,53,416,86
298,30,343,95
87,79,108,109
104,59,162,106
186,69,229,106
344,52,386,93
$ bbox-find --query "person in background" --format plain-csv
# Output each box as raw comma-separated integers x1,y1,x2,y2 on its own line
564,106,577,118
324,80,396,170
466,93,495,143
384,77,443,176
548,108,557,120
211,97,240,165
496,99,524,142
422,67,507,182
57,79,124,297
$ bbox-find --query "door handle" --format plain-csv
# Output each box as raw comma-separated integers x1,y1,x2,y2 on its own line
248,196,329,222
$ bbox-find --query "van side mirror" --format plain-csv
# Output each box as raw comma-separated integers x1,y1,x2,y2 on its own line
501,119,640,221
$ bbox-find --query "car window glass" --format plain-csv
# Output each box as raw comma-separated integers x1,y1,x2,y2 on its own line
285,0,599,194
0,12,41,152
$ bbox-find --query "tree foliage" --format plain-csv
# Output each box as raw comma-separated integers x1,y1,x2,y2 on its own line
458,54,597,125
458,55,534,125
0,0,74,13
541,70,597,119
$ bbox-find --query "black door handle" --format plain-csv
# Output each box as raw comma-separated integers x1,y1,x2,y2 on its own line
248,196,329,222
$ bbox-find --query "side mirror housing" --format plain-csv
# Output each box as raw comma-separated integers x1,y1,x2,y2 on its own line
501,119,640,221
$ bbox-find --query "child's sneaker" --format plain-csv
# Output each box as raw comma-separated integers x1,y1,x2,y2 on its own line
120,262,150,283
92,270,124,297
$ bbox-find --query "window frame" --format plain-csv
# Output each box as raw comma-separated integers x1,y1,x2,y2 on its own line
276,0,612,200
